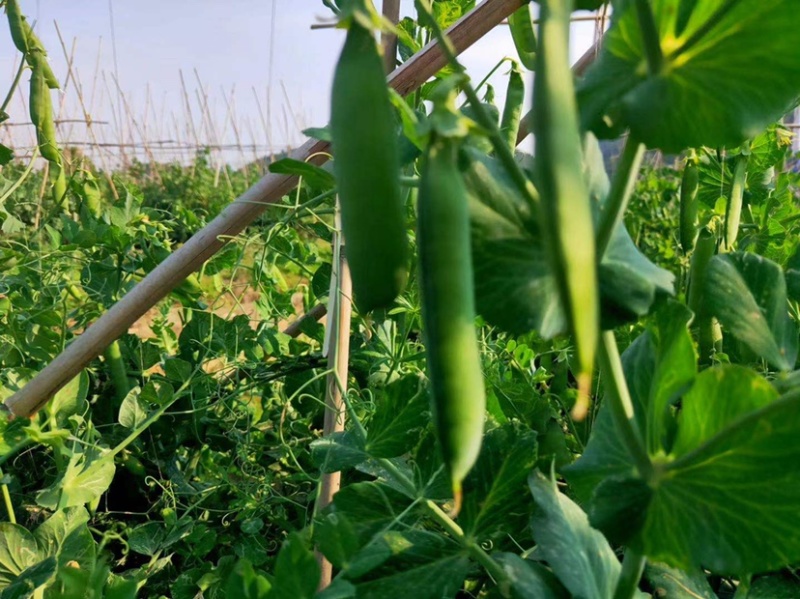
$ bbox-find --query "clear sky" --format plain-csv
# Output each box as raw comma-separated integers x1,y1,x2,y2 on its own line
0,1,601,165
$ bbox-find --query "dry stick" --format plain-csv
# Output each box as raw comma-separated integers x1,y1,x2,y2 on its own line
102,72,128,168
54,28,119,198
113,74,159,168
382,0,401,73
315,239,353,591
252,87,273,162
222,85,250,178
5,0,526,419
282,303,328,338
194,69,231,190
179,69,200,174
515,36,603,145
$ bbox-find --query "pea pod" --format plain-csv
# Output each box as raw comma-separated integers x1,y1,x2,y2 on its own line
508,2,537,71
330,15,408,313
5,0,29,53
28,55,59,164
679,157,700,253
724,153,748,251
687,228,721,362
418,135,485,513
499,61,524,151
533,0,598,419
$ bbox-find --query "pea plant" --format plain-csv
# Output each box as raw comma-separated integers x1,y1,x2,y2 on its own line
3,0,800,597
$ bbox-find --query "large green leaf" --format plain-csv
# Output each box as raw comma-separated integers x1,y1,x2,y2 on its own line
579,0,800,152
365,375,429,459
458,423,537,542
36,449,116,510
492,554,569,599
644,562,716,599
632,367,796,574
705,252,798,370
0,525,40,586
528,470,648,599
310,431,368,473
466,147,673,337
353,552,469,599
747,574,800,598
270,533,319,599
592,366,800,574
564,302,695,501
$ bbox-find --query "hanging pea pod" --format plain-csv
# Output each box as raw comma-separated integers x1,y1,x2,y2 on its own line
418,80,486,514
329,2,409,313
724,152,748,251
499,61,525,151
28,51,65,204
5,0,29,53
533,0,598,420
507,2,537,71
419,134,485,515
687,227,722,362
28,54,59,163
678,152,700,254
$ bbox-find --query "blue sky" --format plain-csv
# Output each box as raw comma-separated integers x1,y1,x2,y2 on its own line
0,1,600,164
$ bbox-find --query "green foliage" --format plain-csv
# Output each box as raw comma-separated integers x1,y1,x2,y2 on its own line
2,1,800,597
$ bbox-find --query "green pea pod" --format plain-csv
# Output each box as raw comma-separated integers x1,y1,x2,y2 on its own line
724,154,748,251
28,56,60,164
418,135,485,513
679,159,700,253
499,61,525,151
21,19,60,89
687,228,720,362
508,3,537,71
5,0,29,53
533,0,598,419
330,20,408,313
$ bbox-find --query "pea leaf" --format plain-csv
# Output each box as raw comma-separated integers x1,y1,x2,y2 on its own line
638,372,800,573
564,301,696,501
310,431,368,473
492,553,569,599
269,158,335,192
365,374,429,459
466,145,673,337
271,533,319,599
459,423,537,542
644,563,716,599
579,0,800,152
705,252,798,371
528,470,648,599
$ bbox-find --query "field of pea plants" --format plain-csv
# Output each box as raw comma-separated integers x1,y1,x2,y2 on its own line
3,0,800,597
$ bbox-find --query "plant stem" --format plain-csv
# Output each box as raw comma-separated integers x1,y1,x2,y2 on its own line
671,0,743,58
598,331,653,480
424,499,512,597
372,456,512,595
597,136,646,258
634,0,663,75
613,547,646,599
414,0,540,211
0,468,16,524
0,57,27,117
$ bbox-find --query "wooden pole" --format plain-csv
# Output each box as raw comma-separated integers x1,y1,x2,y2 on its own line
4,0,526,418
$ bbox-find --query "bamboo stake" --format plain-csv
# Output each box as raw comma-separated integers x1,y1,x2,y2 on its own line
315,227,353,591
4,0,526,419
